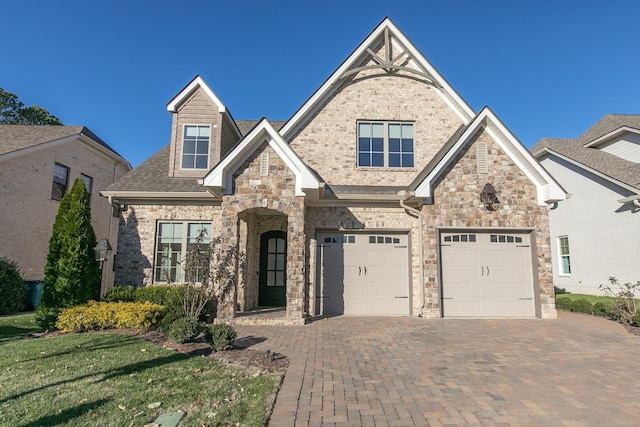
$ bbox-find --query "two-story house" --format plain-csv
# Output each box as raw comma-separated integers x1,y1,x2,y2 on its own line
532,115,640,295
0,125,131,297
103,18,565,324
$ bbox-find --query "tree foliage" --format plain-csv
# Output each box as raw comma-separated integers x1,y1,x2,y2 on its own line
37,179,100,329
0,258,26,315
0,88,63,125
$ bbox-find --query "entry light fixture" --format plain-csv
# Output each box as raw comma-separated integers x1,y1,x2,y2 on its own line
94,238,113,263
480,182,500,211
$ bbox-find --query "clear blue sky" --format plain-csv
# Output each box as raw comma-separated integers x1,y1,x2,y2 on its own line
2,1,639,167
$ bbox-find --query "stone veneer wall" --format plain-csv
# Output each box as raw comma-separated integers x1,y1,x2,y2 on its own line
217,143,305,324
115,203,221,286
421,129,556,319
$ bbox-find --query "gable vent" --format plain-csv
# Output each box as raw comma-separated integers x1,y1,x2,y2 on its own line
476,141,488,174
260,152,270,176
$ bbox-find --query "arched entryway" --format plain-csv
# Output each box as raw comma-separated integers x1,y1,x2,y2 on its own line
258,230,287,307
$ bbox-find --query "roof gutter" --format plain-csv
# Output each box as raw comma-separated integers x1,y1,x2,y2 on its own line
618,194,640,208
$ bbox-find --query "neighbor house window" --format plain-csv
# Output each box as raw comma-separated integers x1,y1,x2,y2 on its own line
154,221,212,283
357,122,414,168
51,163,69,201
80,174,93,203
558,236,571,275
182,125,210,169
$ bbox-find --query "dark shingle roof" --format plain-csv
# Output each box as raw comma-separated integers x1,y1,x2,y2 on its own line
531,115,640,190
104,144,205,193
0,124,124,159
236,120,286,136
105,119,289,194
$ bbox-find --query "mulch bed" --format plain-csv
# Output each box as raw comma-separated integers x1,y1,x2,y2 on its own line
42,328,289,373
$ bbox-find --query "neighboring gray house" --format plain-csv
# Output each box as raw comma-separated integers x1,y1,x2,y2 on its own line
104,18,565,324
0,125,131,295
532,115,640,295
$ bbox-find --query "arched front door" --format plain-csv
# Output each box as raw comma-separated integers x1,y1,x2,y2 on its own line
259,230,287,307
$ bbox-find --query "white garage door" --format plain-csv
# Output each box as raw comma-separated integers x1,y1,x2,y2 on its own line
317,233,409,315
440,231,535,318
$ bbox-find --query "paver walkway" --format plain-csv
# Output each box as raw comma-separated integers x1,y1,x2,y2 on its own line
234,311,640,426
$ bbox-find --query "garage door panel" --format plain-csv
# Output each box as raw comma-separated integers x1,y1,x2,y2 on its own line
441,248,480,265
443,281,481,298
441,231,535,318
488,249,528,268
368,298,408,315
318,232,409,316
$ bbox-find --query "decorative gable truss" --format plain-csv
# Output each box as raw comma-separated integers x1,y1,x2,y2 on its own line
280,17,475,141
201,119,322,199
412,107,566,207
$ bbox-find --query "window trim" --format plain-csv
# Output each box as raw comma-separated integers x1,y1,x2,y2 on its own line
357,120,415,169
557,235,571,276
51,163,70,201
180,124,211,171
153,221,213,284
80,173,93,203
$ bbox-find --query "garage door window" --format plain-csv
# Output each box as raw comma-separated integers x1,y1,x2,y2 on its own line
323,235,356,244
369,235,400,244
443,234,476,243
490,234,523,243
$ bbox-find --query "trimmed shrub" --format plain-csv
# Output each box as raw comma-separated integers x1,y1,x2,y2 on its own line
555,296,574,312
0,258,26,315
592,301,612,318
102,286,136,302
35,307,61,331
55,301,165,332
167,316,201,343
571,298,594,315
205,323,237,352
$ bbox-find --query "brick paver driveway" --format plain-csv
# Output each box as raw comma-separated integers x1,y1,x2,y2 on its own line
235,312,640,426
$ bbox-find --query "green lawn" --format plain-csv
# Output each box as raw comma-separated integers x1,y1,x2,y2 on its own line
0,314,282,427
555,293,619,305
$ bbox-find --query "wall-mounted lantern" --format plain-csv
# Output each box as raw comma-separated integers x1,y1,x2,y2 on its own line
480,183,500,211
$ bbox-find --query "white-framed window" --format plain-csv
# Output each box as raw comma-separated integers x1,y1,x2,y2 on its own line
357,121,414,168
80,173,93,203
51,163,69,201
154,221,212,283
182,125,210,169
558,236,571,275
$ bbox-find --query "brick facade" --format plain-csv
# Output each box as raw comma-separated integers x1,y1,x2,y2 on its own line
111,20,561,323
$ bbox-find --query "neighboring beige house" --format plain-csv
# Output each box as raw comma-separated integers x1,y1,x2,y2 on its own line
0,125,131,295
103,18,565,324
532,115,640,295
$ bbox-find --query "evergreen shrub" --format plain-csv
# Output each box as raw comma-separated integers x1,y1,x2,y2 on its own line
205,323,237,352
0,258,26,315
55,301,164,332
167,316,201,343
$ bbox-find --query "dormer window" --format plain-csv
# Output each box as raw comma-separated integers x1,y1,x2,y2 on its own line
357,121,414,168
182,125,210,169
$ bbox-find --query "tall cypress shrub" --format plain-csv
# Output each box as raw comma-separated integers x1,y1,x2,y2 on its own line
37,178,100,329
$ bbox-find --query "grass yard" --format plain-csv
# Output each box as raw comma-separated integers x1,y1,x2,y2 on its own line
555,293,619,305
0,314,282,427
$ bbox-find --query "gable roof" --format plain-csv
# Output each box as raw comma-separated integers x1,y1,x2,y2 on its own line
531,114,640,192
202,119,322,198
280,17,475,141
167,75,226,113
0,124,129,167
412,107,566,206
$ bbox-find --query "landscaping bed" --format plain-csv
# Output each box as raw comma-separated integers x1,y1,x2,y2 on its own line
0,314,286,427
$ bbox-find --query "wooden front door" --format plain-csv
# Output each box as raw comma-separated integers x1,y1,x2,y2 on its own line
259,230,287,307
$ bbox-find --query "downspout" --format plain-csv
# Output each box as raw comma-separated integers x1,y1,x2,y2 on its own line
398,191,425,317
634,199,640,208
